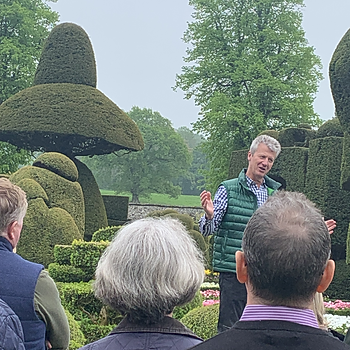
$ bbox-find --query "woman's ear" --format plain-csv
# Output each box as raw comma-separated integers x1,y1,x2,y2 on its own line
316,259,335,293
236,251,248,284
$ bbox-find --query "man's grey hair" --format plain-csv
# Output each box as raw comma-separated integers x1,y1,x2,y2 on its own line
242,191,331,307
250,135,281,157
94,217,205,324
0,178,27,235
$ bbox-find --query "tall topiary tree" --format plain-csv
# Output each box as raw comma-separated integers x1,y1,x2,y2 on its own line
0,23,144,240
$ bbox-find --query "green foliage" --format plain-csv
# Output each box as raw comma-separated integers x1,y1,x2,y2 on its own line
0,83,144,156
325,260,350,300
70,240,109,274
0,0,58,104
316,118,344,139
0,142,33,174
34,23,97,87
181,304,219,340
65,309,86,350
176,0,323,189
48,263,89,283
56,281,103,320
147,208,179,217
85,107,191,203
258,130,280,139
306,137,350,260
34,152,78,181
173,291,203,320
73,158,108,241
330,28,350,133
269,147,309,192
164,213,194,230
15,198,81,266
11,157,85,236
54,245,74,265
188,229,209,266
79,320,115,344
102,195,129,222
278,127,316,147
92,226,121,242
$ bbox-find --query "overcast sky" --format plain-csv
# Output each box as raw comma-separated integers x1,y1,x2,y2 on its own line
49,0,350,129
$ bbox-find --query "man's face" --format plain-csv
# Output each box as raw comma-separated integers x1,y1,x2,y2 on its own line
247,143,276,183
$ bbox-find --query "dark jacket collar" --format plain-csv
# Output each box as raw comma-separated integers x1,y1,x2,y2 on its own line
111,316,202,340
0,236,13,252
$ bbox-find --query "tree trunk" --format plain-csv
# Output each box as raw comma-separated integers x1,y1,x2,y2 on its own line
131,193,140,204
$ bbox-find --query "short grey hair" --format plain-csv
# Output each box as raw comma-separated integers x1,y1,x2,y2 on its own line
0,178,27,235
242,191,331,307
250,135,281,157
94,217,205,324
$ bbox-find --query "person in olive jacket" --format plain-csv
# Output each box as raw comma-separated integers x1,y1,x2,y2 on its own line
79,217,205,350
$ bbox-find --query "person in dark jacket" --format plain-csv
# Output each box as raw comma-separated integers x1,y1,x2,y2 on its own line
79,217,205,350
0,297,25,350
191,191,349,350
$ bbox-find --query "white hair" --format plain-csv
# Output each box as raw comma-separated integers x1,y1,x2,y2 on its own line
250,135,281,157
94,217,205,324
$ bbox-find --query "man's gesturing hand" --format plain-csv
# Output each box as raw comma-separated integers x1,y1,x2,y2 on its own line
200,190,214,220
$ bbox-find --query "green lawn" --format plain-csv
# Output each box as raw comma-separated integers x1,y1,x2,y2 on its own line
100,190,201,207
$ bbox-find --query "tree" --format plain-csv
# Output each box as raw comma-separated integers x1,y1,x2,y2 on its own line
175,127,208,195
175,0,323,190
0,0,58,173
110,107,191,203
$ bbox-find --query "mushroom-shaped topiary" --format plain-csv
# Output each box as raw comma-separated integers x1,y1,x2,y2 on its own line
316,118,344,139
0,23,144,239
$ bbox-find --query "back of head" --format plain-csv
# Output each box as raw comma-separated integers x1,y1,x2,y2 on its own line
242,191,331,307
0,178,27,235
250,134,281,157
94,217,205,324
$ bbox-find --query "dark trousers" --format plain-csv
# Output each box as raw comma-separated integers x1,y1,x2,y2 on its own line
218,271,247,333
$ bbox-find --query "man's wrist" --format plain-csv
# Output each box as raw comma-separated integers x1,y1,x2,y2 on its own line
205,214,214,220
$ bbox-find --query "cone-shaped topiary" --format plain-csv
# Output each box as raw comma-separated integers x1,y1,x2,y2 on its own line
34,23,97,87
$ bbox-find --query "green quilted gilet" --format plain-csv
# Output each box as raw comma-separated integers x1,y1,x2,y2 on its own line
212,169,280,273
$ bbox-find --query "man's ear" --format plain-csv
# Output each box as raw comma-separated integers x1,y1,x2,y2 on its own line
6,221,17,240
236,251,248,284
317,259,335,293
247,151,252,162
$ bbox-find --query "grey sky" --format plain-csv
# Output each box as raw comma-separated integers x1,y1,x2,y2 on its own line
49,0,350,129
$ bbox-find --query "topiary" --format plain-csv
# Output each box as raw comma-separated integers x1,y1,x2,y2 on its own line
16,197,81,267
325,260,350,300
164,213,194,231
65,309,86,350
257,130,279,140
79,320,115,344
278,127,316,147
48,263,90,283
173,291,203,320
147,208,178,217
10,154,85,236
188,229,209,265
91,226,121,242
54,245,74,265
73,158,108,241
316,118,344,139
181,304,219,340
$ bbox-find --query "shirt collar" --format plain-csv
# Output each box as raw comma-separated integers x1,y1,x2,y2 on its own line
245,175,266,188
240,304,319,329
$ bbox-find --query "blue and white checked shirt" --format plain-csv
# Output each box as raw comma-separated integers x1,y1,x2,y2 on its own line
199,175,268,236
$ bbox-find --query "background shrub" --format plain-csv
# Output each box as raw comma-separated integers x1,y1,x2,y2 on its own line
91,226,121,242
173,291,203,320
181,304,219,340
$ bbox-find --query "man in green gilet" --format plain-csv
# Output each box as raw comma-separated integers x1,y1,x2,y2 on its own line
199,135,282,332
